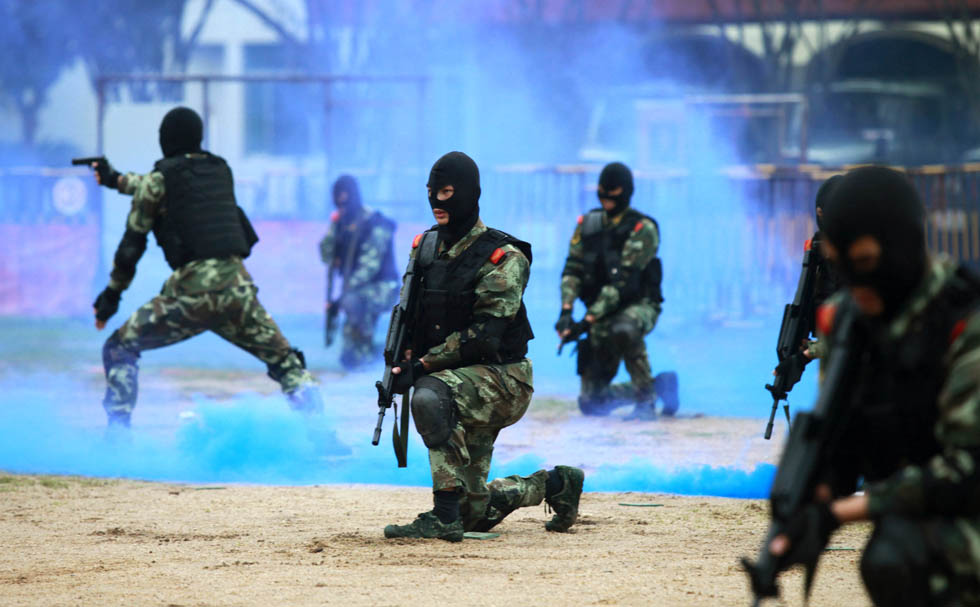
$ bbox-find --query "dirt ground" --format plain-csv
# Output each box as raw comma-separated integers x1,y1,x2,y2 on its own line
0,364,873,606
0,457,873,607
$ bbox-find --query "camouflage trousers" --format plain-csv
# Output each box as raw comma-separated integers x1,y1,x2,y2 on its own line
337,280,398,370
102,284,316,419
424,358,539,531
860,515,980,606
579,300,661,407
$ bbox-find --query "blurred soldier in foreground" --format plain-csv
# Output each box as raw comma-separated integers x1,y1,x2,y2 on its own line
86,106,325,430
319,175,399,369
381,151,584,541
750,166,980,605
557,162,678,420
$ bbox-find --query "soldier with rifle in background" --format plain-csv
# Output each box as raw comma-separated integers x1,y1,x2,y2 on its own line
557,162,678,420
319,175,399,369
764,175,841,438
76,106,330,435
744,166,980,606
375,151,584,542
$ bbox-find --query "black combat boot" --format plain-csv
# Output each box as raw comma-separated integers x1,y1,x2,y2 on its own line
655,371,680,416
545,466,585,532
384,511,464,542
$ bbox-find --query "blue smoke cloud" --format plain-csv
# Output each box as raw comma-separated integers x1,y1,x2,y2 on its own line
0,382,775,499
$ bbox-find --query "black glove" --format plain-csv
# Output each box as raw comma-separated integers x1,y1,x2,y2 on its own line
392,359,425,395
774,351,810,386
567,318,592,340
555,308,573,334
776,501,840,570
93,286,121,323
94,159,121,190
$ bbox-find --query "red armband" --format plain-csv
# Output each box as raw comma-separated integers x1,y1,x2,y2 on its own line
412,233,423,248
490,248,507,264
816,303,836,336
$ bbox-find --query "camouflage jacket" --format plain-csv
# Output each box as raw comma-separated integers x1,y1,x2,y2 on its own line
110,163,253,297
822,258,980,519
318,207,395,292
407,219,531,375
560,208,660,319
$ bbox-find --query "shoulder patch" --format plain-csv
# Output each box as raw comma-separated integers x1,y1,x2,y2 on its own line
816,303,836,336
412,233,423,248
577,215,584,225
805,238,812,252
634,220,644,233
330,210,340,222
490,248,507,264
950,318,968,346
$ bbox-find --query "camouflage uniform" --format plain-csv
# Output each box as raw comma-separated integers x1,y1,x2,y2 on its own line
822,258,980,604
561,210,662,409
319,208,398,369
101,167,316,421
404,220,547,530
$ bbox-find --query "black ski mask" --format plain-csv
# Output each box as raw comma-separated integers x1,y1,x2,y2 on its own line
821,166,926,318
427,151,481,244
597,162,634,217
159,106,203,158
814,174,841,232
332,175,363,223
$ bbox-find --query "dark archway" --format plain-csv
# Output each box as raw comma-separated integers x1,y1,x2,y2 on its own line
806,30,977,165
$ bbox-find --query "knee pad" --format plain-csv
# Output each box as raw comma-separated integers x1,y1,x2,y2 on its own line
411,376,457,448
610,318,639,350
102,332,139,373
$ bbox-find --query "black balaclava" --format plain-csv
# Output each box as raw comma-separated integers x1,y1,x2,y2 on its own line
597,162,634,217
159,106,203,158
332,175,363,223
821,166,927,318
427,151,481,244
814,174,842,232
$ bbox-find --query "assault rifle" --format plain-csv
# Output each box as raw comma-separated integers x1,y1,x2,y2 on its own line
743,301,863,605
764,241,819,439
373,244,421,468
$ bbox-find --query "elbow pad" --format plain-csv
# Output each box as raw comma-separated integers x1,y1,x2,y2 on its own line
459,316,509,364
113,229,148,278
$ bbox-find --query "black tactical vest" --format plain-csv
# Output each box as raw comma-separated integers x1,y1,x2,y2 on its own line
414,228,534,364
152,153,256,270
333,211,399,283
578,207,663,307
838,265,980,485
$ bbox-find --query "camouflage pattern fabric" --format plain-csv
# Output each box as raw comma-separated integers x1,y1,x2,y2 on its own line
560,209,660,319
426,359,535,530
320,208,398,369
407,220,540,530
559,208,662,408
336,280,399,368
580,300,661,404
102,282,315,418
822,258,980,603
101,168,316,419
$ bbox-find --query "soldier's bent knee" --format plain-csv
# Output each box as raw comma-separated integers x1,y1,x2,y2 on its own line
610,318,639,349
411,376,457,448
102,332,139,372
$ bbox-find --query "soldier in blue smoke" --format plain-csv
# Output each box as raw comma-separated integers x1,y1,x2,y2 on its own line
319,175,399,369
